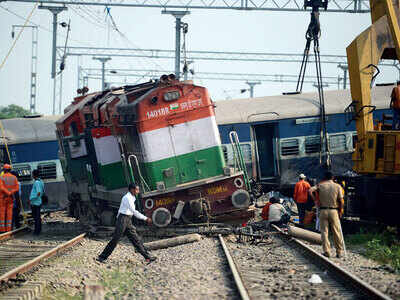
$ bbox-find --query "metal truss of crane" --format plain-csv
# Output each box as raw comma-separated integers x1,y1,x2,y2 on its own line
3,0,370,13
79,67,348,88
61,46,398,66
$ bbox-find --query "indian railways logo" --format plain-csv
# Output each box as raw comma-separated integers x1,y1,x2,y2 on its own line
170,103,179,110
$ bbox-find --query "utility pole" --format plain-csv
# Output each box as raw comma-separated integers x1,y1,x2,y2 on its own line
337,64,348,89
38,5,67,115
93,57,111,90
162,10,190,79
246,81,261,98
11,25,38,113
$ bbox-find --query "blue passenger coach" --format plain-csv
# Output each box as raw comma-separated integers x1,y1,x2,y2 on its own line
215,86,392,191
0,115,67,209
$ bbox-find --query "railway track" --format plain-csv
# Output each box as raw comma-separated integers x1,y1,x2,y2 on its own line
219,225,393,300
0,227,85,284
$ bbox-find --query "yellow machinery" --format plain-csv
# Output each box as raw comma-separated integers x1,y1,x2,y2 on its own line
345,0,400,225
347,0,400,174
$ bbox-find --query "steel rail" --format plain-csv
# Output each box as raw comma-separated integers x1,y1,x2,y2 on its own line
271,224,393,300
218,234,250,300
0,226,29,242
0,233,86,282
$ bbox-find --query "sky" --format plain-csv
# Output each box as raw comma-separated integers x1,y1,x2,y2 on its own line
0,1,398,115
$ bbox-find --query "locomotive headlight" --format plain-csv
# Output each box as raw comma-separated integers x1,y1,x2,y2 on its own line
163,90,180,102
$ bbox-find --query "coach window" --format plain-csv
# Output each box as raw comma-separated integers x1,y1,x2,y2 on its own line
305,136,321,154
221,146,228,163
329,134,347,153
240,144,252,162
38,162,57,179
281,139,299,156
352,134,358,150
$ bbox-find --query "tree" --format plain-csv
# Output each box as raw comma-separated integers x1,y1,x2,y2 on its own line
0,104,32,119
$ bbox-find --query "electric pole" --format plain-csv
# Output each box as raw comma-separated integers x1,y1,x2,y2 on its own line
38,5,67,115
337,64,348,89
162,10,190,79
93,57,112,90
246,81,261,98
12,25,38,113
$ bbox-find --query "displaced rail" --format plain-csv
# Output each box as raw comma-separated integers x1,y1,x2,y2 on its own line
0,229,85,283
271,224,393,300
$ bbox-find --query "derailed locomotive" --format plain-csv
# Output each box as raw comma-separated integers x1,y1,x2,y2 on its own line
56,75,254,227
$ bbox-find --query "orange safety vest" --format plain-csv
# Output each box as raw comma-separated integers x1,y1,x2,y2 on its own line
293,180,311,203
0,173,19,198
391,86,400,110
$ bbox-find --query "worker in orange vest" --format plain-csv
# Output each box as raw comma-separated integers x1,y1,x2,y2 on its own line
293,173,311,227
0,164,19,232
390,81,400,130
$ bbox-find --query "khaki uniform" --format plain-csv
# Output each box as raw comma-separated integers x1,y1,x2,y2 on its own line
310,180,344,256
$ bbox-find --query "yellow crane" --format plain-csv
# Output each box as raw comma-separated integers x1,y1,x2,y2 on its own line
346,0,400,225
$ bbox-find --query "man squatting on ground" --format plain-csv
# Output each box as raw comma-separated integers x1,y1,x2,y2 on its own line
309,171,345,258
97,184,156,263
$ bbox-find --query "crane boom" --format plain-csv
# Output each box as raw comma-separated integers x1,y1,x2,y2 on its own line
346,0,400,174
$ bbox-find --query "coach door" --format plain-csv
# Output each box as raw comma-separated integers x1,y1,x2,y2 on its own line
253,123,278,179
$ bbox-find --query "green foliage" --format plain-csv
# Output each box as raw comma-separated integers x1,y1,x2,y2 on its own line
0,104,31,119
347,228,400,273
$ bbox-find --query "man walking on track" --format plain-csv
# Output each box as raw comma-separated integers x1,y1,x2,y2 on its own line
293,173,310,227
97,184,156,264
0,164,19,232
309,171,345,258
29,169,44,235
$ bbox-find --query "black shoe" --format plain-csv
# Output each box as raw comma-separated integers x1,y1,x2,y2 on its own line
145,255,157,264
96,257,107,263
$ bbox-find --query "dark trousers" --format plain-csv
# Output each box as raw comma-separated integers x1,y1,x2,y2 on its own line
12,204,21,229
31,205,41,234
296,202,307,225
99,214,150,260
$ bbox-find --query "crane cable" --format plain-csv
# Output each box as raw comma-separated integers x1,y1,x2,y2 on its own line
0,3,38,71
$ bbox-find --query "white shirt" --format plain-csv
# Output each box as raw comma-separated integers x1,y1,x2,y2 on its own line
118,192,148,221
268,203,287,222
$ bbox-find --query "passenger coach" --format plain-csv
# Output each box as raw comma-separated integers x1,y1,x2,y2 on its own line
215,85,392,191
0,115,66,209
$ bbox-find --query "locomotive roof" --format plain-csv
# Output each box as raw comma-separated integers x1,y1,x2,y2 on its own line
214,85,393,124
0,115,60,145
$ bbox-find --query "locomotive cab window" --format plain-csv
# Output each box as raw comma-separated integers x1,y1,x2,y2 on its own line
163,90,180,102
281,139,299,156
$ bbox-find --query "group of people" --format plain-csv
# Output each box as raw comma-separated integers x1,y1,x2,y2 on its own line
260,171,345,258
0,164,45,235
0,163,155,264
294,171,345,258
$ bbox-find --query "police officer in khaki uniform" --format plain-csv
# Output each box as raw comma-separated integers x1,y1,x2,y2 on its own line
309,171,344,258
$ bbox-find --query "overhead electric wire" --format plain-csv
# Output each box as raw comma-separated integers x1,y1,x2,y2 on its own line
103,6,168,81
68,5,107,29
0,4,95,47
0,3,38,71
